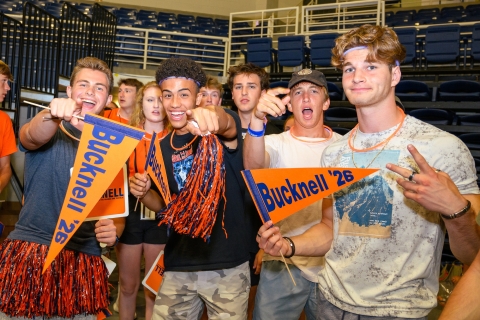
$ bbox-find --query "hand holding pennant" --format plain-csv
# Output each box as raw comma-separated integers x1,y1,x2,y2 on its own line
144,132,171,206
242,167,378,285
43,114,144,273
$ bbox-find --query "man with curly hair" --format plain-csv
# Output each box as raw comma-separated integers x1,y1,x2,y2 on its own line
129,58,251,319
257,24,480,319
0,57,118,319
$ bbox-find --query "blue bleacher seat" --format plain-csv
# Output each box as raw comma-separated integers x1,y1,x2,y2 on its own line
458,114,480,126
118,29,145,37
245,37,276,71
324,107,357,122
409,109,454,125
157,12,176,21
269,81,289,89
458,133,480,150
395,80,431,101
143,21,159,29
424,24,461,68
147,36,173,59
172,35,199,60
197,16,214,25
117,8,137,16
118,37,144,56
117,18,134,27
215,18,229,26
395,28,418,67
437,80,480,101
327,82,343,101
471,23,480,68
277,35,309,72
309,33,338,69
201,38,224,64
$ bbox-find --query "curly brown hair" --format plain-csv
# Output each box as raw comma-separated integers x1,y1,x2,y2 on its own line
155,58,207,91
331,24,406,69
227,63,269,91
129,81,171,132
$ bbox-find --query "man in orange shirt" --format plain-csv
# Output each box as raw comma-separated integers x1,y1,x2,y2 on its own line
0,60,17,194
103,78,143,123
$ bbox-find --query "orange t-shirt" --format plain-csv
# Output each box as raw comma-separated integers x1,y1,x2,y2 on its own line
102,109,129,124
0,110,17,158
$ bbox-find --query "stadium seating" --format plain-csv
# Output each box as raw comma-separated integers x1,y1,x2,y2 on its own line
395,80,431,101
277,35,309,72
409,109,454,125
437,80,480,101
324,107,357,122
245,37,276,71
309,33,338,69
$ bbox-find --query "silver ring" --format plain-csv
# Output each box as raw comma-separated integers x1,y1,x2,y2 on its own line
408,171,416,182
435,169,441,173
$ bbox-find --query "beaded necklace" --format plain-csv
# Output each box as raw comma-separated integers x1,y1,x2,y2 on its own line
289,125,333,143
349,107,406,168
170,130,198,151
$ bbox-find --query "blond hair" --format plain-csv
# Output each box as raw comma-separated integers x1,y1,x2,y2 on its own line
129,81,171,132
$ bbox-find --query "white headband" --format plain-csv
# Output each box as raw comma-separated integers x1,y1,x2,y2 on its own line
343,46,400,66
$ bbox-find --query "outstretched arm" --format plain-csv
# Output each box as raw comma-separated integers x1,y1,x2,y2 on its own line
20,98,83,150
185,105,237,149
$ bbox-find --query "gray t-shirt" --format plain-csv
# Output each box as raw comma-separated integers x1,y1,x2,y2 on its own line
9,121,101,256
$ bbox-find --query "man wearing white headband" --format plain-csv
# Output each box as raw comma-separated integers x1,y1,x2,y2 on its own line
257,24,480,319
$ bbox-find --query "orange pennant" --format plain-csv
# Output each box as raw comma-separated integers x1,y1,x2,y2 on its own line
43,114,144,273
145,132,171,205
86,165,129,221
142,250,165,295
242,167,378,224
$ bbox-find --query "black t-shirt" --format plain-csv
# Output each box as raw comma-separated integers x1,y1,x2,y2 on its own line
160,109,250,271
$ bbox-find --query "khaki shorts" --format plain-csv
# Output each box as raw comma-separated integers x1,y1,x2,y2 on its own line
153,261,250,320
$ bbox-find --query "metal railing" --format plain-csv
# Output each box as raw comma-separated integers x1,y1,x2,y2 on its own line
20,2,61,96
114,26,229,75
90,3,117,71
302,0,385,35
228,7,300,69
59,2,92,78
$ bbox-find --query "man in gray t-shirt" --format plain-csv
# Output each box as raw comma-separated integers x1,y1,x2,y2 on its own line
0,57,119,319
